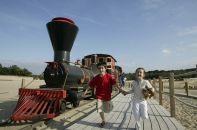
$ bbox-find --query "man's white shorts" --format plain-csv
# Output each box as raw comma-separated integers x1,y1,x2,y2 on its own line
97,99,113,113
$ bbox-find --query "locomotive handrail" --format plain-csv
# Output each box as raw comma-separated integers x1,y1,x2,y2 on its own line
63,60,76,65
62,71,68,90
63,60,92,70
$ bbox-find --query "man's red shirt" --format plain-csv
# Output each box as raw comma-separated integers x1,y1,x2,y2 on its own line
89,73,116,101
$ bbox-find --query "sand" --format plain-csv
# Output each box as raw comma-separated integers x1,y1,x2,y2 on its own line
0,76,45,123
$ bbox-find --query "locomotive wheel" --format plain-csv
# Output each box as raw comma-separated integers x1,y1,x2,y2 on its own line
67,90,80,108
60,100,67,113
72,100,80,108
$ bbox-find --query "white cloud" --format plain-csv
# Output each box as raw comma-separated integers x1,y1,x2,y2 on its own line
177,26,197,36
162,49,171,55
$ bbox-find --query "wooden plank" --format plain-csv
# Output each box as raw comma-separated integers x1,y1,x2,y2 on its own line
66,111,98,130
66,94,185,130
109,96,131,129
69,94,126,130
118,97,133,129
170,118,185,130
143,115,152,130
126,114,136,129
148,100,168,130
125,95,137,129
67,97,113,129
150,100,176,130
149,99,186,130
66,94,120,129
101,95,127,130
147,100,160,130
82,95,123,130
151,100,185,130
149,116,160,130
86,99,124,130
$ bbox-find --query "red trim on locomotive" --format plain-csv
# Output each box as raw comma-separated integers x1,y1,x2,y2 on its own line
52,17,75,24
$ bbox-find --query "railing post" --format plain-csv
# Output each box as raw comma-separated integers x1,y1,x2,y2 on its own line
159,76,163,105
21,79,25,88
153,78,157,99
169,73,175,117
185,82,189,96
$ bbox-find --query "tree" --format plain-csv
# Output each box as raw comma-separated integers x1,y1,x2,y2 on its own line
0,63,32,76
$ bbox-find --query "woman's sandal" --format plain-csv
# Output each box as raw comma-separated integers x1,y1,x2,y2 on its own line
99,121,105,127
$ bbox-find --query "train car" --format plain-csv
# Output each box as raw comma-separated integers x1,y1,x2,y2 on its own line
81,54,117,74
10,17,121,121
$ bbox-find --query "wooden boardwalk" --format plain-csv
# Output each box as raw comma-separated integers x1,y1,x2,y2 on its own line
65,94,185,130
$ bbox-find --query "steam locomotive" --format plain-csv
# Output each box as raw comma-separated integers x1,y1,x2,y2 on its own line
10,17,121,121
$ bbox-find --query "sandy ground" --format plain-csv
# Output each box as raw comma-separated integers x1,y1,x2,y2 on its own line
0,77,45,122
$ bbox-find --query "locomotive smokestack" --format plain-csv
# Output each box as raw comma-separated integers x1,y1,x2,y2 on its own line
47,17,79,62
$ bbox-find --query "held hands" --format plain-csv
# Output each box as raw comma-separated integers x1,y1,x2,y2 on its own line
83,88,89,98
83,91,87,97
120,90,128,96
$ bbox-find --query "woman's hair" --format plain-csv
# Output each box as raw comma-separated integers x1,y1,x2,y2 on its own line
135,67,146,74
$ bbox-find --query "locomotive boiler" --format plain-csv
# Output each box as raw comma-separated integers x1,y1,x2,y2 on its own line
10,17,121,121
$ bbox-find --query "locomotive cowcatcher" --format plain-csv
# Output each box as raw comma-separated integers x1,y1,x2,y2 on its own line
10,17,120,121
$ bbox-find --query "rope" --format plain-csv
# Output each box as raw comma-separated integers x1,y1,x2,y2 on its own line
174,96,197,108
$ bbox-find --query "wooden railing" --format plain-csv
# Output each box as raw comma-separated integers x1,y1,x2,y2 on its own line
152,71,197,117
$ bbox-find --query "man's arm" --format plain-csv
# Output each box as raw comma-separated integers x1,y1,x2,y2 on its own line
113,83,127,95
84,86,91,96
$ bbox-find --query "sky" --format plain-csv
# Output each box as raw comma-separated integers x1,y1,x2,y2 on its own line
0,0,197,74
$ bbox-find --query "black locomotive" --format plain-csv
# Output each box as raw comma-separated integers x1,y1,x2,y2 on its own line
42,17,97,107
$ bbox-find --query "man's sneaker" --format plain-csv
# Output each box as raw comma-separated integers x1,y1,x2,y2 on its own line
99,121,105,128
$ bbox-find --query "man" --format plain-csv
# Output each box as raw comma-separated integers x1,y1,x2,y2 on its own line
84,62,126,127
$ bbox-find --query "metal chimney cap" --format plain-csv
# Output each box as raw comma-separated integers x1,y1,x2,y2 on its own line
52,17,75,24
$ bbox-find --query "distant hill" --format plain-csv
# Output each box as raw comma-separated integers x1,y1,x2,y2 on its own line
0,63,32,76
125,68,197,80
